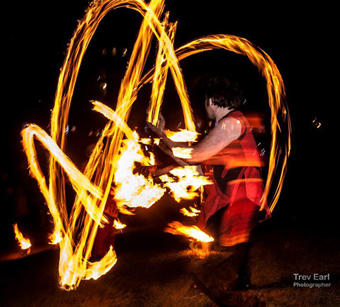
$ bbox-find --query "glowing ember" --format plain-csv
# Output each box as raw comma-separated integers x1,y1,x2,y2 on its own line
20,0,290,290
165,221,214,243
180,206,201,217
13,224,32,252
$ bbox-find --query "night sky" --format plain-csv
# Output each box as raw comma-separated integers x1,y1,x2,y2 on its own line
2,0,337,236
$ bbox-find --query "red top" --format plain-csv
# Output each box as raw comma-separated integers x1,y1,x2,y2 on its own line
202,110,271,220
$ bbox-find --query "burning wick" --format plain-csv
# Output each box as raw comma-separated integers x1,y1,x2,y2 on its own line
165,221,214,243
13,223,32,253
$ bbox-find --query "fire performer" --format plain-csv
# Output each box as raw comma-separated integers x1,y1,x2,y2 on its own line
148,76,271,289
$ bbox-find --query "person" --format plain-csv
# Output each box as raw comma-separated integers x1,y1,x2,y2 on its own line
148,76,271,289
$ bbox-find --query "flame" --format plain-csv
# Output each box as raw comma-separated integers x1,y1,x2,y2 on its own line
172,147,193,159
49,229,63,245
139,138,161,146
148,151,156,165
84,246,117,280
165,221,213,243
162,128,199,160
13,224,32,251
164,129,200,142
180,206,200,217
113,219,126,230
93,101,166,212
114,138,166,211
160,166,212,202
20,0,290,290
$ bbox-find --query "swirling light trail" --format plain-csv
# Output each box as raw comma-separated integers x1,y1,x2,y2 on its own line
20,0,290,290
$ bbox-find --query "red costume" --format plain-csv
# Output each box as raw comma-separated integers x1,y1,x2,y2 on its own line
197,110,271,246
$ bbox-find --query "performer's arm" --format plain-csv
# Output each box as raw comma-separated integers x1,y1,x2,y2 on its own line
147,123,189,149
186,117,242,163
148,116,242,164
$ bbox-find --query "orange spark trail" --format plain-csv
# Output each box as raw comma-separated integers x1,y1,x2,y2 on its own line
20,0,290,290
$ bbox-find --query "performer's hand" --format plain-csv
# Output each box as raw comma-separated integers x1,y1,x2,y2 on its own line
146,123,188,167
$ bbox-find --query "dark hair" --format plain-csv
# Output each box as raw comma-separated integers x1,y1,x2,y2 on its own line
205,76,243,109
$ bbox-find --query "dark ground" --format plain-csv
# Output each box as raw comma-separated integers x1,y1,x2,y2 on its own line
1,216,339,307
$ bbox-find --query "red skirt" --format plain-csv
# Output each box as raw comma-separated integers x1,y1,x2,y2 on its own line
197,180,261,247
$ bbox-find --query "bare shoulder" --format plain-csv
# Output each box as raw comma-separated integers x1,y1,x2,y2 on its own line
202,115,242,147
215,116,242,139
190,114,243,162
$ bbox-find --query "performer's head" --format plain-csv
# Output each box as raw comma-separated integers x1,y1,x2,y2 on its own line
204,76,243,120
